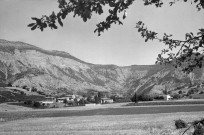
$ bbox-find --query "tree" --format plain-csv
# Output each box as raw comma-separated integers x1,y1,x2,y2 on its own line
28,0,204,74
33,102,41,108
7,82,12,87
178,90,183,94
31,87,37,92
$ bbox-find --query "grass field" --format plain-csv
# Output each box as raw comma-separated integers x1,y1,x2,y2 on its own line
1,102,204,135
127,99,204,106
0,112,204,135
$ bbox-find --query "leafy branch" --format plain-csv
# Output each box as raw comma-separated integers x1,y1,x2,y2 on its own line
135,21,204,74
28,0,134,36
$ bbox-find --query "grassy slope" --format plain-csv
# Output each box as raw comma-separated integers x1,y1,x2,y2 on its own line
0,112,203,135
0,87,45,103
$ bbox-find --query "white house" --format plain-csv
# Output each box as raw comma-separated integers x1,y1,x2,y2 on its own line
40,97,56,106
164,95,172,101
57,95,76,103
101,98,113,104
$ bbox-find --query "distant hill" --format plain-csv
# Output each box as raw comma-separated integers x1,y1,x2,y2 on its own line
0,39,203,97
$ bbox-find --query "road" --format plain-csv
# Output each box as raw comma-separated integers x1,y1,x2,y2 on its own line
1,104,204,122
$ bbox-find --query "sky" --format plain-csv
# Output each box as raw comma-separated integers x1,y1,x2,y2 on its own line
0,0,203,66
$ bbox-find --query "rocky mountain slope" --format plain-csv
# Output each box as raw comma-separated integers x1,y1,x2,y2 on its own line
0,39,203,96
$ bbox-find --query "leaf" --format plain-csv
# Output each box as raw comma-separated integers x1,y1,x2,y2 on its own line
109,2,115,7
27,23,36,27
40,27,43,31
31,25,37,30
58,18,63,27
123,11,127,19
62,13,66,19
31,17,38,21
52,24,57,29
98,8,103,14
83,17,87,22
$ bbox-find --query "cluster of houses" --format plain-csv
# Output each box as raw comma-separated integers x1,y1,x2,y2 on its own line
40,89,115,107
40,94,114,107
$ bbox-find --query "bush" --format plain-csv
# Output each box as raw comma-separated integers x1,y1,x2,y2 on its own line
154,95,164,100
78,98,85,105
22,85,27,89
178,90,183,94
84,100,90,104
87,96,95,103
26,100,33,105
31,87,37,92
139,94,154,101
172,94,181,99
7,82,12,87
20,91,25,95
199,91,204,94
131,93,154,102
33,102,41,108
175,119,187,129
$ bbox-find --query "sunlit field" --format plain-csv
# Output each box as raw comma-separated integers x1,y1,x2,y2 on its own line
1,111,204,135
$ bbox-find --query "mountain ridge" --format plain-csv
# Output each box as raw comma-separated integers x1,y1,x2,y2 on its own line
0,39,202,97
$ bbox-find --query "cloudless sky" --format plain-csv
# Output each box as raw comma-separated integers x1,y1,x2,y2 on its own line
0,0,203,66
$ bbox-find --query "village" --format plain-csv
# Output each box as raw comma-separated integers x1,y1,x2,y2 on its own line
2,81,204,109
2,85,122,108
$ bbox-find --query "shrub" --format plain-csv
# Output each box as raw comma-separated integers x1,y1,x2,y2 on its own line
154,95,164,100
31,87,37,92
138,94,153,101
199,91,204,94
27,100,33,105
188,89,197,95
94,96,101,104
131,93,153,102
33,102,41,108
20,91,25,95
7,82,12,87
172,94,181,99
84,100,90,104
78,98,85,105
87,96,95,103
178,90,183,94
175,119,187,129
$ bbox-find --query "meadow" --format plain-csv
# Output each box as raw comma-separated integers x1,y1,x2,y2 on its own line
0,111,204,135
1,102,204,135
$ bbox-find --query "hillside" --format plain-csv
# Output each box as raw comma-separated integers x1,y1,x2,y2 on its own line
0,39,203,97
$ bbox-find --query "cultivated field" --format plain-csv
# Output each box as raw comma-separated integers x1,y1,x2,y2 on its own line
1,102,204,135
0,111,204,135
